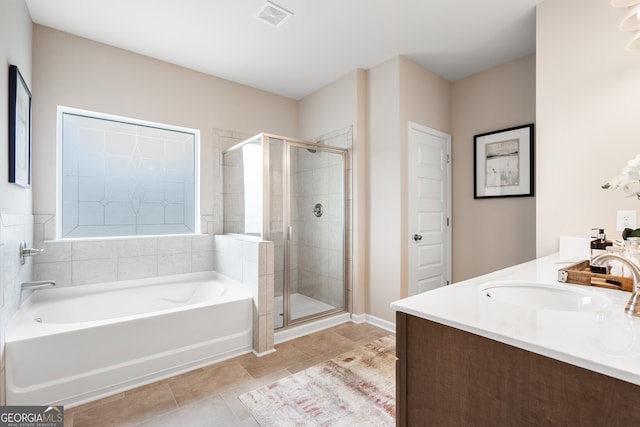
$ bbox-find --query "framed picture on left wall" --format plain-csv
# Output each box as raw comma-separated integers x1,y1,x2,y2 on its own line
8,64,32,188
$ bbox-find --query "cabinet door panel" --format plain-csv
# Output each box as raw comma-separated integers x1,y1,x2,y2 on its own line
396,312,640,426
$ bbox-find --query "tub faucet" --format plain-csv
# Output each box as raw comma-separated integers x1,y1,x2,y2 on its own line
20,280,56,291
592,253,640,317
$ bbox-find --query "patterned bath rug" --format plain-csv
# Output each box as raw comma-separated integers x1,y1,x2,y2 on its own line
239,335,396,427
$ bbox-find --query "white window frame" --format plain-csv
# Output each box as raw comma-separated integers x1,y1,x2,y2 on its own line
56,106,201,240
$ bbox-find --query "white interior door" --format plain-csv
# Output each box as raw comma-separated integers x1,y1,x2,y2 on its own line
408,122,451,296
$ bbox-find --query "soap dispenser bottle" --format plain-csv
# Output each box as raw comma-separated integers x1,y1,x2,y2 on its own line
590,228,611,273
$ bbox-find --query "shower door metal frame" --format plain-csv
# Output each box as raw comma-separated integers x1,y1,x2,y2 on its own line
223,133,348,329
281,139,348,328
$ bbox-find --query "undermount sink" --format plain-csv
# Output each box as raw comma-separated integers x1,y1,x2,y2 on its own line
480,282,612,312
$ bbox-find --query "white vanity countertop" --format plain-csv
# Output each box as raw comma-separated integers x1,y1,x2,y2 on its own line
390,254,640,386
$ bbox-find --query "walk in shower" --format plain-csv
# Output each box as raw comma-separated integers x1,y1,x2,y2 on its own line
222,134,347,329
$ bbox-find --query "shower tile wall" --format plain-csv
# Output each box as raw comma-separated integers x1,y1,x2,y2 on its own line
329,126,352,309
222,147,245,234
292,127,352,309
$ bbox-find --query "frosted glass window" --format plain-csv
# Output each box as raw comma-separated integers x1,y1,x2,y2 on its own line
59,108,199,238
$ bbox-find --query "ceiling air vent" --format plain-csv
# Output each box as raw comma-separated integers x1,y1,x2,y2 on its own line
256,1,293,28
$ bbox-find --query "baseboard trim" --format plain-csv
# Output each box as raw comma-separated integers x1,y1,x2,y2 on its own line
274,312,351,345
351,313,396,334
274,312,396,346
253,348,277,358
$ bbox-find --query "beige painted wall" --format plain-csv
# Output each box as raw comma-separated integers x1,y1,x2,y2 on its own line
399,56,452,134
24,16,539,327
451,54,536,281
354,69,368,317
0,0,32,214
31,25,298,222
298,71,359,140
536,1,640,256
297,51,535,324
0,0,33,405
367,57,402,322
399,56,452,296
367,56,451,323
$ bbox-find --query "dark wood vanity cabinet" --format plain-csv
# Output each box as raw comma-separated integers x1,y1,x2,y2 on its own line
396,312,640,426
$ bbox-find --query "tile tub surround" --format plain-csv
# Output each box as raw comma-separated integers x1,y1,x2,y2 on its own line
0,213,34,405
32,218,217,287
214,234,274,355
63,322,390,427
30,217,274,355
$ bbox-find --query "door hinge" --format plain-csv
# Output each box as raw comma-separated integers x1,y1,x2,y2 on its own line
446,217,450,227
446,154,450,164
446,280,450,286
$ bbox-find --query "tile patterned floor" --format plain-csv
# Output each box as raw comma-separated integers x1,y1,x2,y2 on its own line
65,322,393,427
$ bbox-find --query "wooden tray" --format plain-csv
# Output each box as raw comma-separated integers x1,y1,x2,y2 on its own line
558,260,633,292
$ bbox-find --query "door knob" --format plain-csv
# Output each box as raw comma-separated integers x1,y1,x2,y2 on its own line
413,234,423,241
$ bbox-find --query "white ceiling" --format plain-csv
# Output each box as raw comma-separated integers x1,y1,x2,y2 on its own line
25,0,540,100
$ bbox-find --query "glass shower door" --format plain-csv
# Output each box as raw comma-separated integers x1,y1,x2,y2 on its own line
287,143,346,324
224,134,347,330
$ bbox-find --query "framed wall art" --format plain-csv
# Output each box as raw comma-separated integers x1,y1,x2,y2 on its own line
8,64,32,188
474,124,534,199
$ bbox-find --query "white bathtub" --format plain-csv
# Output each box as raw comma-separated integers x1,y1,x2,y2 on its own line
5,271,253,407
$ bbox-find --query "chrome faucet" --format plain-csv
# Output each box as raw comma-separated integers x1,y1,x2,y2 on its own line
20,280,56,291
592,253,640,317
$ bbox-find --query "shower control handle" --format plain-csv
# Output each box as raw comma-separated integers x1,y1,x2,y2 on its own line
413,234,423,242
313,203,323,218
19,241,44,265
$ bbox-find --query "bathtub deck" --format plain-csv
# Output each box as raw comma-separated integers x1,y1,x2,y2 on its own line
64,322,391,427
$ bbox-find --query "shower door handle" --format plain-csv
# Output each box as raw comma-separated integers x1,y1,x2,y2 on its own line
288,226,293,241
